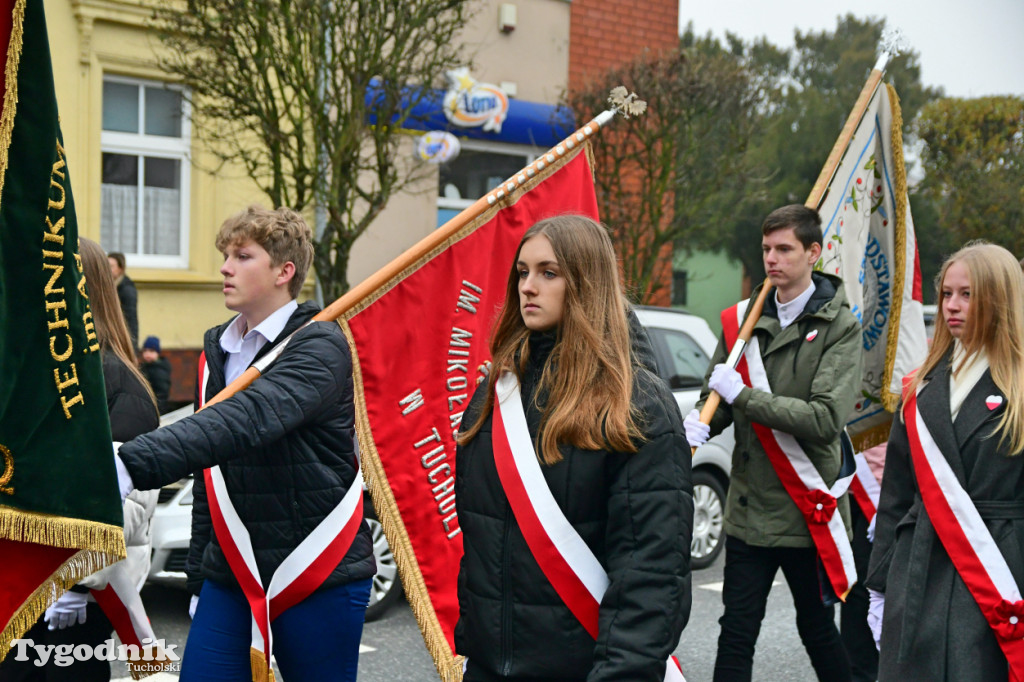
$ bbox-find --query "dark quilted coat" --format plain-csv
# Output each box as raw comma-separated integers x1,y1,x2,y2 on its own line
103,351,159,443
117,302,375,595
454,331,693,681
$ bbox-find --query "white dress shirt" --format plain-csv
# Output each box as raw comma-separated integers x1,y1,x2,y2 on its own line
949,341,990,422
776,280,817,329
220,300,299,384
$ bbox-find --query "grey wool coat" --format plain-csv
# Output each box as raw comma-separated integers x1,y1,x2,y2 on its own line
866,355,1024,681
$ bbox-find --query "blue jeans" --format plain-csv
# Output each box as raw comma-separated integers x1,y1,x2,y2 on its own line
180,578,371,681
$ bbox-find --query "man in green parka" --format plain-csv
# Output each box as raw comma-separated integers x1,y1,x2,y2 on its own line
685,204,863,682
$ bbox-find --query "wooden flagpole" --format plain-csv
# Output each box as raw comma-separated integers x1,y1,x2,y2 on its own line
202,109,619,409
691,48,897,454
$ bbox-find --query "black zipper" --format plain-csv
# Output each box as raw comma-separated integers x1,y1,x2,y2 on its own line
500,503,513,676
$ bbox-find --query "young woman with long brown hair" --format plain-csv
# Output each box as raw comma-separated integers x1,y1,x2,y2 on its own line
866,242,1024,680
454,214,693,681
78,238,160,432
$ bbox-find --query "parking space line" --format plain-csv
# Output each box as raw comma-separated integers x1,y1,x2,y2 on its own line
698,580,780,592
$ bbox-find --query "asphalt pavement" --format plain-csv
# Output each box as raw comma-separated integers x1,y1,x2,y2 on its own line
127,551,838,681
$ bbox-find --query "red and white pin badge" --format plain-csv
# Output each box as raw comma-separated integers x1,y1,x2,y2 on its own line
986,395,1003,411
805,329,819,342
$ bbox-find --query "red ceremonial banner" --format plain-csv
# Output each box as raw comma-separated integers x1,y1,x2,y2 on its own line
342,145,598,679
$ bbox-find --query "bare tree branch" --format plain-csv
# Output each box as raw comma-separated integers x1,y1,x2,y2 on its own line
153,0,473,298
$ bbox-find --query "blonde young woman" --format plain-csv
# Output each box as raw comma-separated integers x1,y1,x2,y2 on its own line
454,215,693,681
866,242,1024,680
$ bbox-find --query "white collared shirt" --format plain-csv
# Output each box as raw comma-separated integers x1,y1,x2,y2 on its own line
220,300,299,384
776,281,817,329
950,340,990,421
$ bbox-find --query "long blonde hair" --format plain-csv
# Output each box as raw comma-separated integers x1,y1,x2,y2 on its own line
909,242,1024,454
458,215,643,464
79,238,158,409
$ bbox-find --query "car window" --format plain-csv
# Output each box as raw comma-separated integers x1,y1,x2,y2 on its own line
648,327,710,390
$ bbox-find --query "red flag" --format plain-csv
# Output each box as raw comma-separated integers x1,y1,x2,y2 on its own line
342,144,599,680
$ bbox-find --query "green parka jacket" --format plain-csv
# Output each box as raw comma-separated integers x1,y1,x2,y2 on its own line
696,272,863,547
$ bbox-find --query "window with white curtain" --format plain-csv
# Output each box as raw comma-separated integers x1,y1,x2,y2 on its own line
436,141,535,228
100,77,190,268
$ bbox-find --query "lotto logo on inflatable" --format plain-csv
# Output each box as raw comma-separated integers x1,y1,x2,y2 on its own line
443,67,509,133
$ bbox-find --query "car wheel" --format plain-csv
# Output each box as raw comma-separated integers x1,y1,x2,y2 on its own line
691,469,726,570
364,502,404,621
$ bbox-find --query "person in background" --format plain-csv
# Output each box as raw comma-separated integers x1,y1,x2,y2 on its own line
454,214,693,681
0,238,159,682
140,335,171,414
840,442,886,682
113,206,374,682
686,204,862,682
107,251,138,350
866,242,1024,680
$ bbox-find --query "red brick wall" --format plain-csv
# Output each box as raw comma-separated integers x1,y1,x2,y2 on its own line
569,0,679,95
164,348,201,404
569,0,679,305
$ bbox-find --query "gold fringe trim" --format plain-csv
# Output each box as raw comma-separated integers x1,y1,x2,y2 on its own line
0,0,26,208
0,548,124,662
337,142,587,682
250,646,276,682
851,418,894,453
881,83,908,413
584,140,597,184
0,505,127,556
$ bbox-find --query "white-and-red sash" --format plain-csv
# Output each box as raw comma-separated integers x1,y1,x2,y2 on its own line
903,387,1024,679
721,301,857,600
491,372,686,682
197,351,365,681
849,453,880,523
92,563,172,678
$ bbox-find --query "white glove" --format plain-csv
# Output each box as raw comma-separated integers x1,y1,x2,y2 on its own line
114,447,135,500
709,364,745,405
684,409,710,448
868,589,884,651
867,515,877,543
189,594,199,620
44,591,88,630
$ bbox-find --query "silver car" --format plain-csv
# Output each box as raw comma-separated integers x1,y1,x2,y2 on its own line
633,306,733,570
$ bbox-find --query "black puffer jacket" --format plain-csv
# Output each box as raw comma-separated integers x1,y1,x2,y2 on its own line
118,302,375,595
454,332,693,681
103,351,159,442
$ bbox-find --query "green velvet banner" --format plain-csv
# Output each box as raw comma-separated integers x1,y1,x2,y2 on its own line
0,0,123,537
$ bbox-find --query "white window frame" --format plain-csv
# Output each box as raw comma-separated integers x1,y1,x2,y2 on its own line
437,139,539,215
101,75,191,269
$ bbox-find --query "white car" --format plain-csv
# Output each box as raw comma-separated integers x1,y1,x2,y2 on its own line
148,308,732,621
147,405,197,589
633,306,733,570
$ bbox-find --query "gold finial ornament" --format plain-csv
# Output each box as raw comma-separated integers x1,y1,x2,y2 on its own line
607,86,647,118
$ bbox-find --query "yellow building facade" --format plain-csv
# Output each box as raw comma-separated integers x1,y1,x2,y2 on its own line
46,0,570,400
